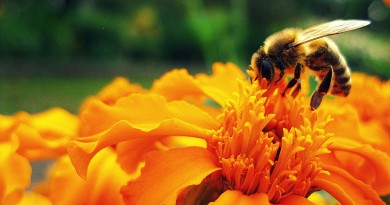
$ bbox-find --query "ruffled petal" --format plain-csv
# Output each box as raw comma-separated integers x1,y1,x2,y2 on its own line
94,77,146,105
151,69,205,102
1,108,79,160
14,123,71,160
116,136,207,173
195,62,248,106
325,104,390,155
209,190,270,205
151,62,248,107
69,119,212,178
315,165,385,205
22,108,79,138
80,93,218,135
0,135,31,205
120,147,219,205
323,138,390,195
43,148,132,205
150,68,222,119
0,115,17,138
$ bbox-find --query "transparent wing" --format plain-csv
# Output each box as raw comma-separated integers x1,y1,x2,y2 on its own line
293,20,370,47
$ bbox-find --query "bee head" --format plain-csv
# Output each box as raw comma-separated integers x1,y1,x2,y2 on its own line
258,58,274,82
251,47,275,82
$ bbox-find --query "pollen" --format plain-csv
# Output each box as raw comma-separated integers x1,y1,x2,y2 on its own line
207,80,333,202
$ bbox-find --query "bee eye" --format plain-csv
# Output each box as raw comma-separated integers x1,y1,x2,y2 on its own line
259,60,274,82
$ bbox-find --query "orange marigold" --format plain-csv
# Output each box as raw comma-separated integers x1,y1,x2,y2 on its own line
31,148,134,205
68,63,390,205
0,135,31,205
321,72,390,196
0,108,79,160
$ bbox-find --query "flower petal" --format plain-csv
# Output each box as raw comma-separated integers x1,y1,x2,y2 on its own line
69,119,212,178
151,69,205,102
1,108,79,160
24,107,79,138
120,147,219,205
15,124,69,160
325,104,390,155
151,62,248,107
95,77,146,105
42,148,132,205
278,195,316,205
314,177,354,205
116,136,207,173
209,190,270,205
324,138,390,195
80,93,218,135
195,62,247,106
149,68,222,118
315,165,385,205
0,135,31,205
18,192,51,205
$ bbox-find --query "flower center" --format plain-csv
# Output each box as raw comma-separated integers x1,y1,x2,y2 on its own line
207,81,332,202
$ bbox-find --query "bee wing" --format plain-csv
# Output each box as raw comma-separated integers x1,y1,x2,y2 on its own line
293,20,370,47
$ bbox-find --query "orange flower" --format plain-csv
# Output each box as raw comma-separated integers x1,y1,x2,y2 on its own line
79,77,147,136
329,73,390,140
0,108,80,204
0,133,31,204
30,147,134,205
320,73,390,196
93,77,147,105
0,108,79,160
78,63,244,137
68,63,390,204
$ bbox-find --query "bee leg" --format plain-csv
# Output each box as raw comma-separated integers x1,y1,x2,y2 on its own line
310,68,333,110
275,68,284,84
282,63,303,96
291,83,301,98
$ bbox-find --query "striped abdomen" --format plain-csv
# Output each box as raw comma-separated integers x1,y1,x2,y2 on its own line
304,38,352,96
331,54,351,96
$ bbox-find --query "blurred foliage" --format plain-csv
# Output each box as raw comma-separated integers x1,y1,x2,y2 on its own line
0,0,389,78
1,0,390,114
0,77,112,114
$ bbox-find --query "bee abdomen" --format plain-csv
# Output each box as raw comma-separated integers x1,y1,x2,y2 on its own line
331,60,352,96
306,39,352,97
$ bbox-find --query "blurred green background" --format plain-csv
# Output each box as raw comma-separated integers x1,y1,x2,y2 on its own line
1,0,390,114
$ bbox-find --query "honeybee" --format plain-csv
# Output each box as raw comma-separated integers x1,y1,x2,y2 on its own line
249,20,370,110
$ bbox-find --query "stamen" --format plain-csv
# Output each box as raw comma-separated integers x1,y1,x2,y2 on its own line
207,80,332,201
